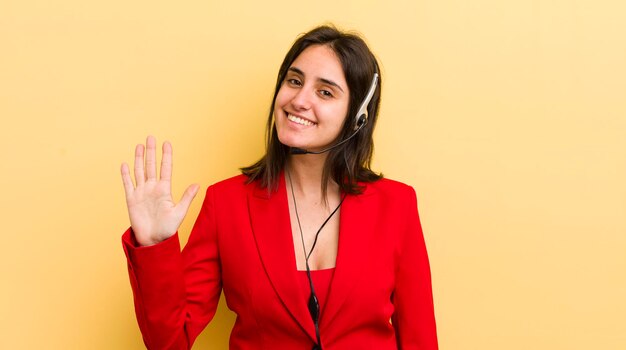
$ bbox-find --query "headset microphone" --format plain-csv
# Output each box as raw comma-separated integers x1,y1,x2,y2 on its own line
290,72,379,155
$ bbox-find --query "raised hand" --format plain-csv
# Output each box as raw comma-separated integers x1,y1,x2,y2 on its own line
120,136,199,246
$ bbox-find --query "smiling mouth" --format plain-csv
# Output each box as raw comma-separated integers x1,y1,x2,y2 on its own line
287,113,316,126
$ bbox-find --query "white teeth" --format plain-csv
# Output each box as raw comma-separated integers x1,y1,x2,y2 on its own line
287,114,315,126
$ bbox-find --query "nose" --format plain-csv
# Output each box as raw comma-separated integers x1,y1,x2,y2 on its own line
290,86,313,111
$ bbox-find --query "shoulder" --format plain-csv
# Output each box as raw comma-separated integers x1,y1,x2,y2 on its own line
210,173,249,188
362,177,416,198
356,177,418,210
367,177,413,191
205,173,253,197
199,174,259,210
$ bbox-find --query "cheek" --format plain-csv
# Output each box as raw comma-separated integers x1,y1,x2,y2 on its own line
321,104,350,129
274,86,291,110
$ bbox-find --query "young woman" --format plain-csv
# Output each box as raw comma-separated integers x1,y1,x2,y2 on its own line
120,25,438,350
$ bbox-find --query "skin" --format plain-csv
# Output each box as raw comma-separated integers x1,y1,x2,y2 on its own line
274,44,350,154
120,137,199,246
120,44,350,270
274,44,350,270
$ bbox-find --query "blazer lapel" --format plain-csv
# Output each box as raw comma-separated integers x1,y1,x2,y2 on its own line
321,183,377,331
247,172,317,342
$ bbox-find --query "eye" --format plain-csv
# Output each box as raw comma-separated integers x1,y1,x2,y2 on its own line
319,90,334,98
286,78,302,87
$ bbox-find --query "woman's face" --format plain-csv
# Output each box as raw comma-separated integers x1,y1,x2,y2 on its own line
274,44,350,153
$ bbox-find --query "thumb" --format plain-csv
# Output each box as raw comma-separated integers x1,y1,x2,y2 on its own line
176,184,200,214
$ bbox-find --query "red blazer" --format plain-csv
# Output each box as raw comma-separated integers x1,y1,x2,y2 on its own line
122,173,438,350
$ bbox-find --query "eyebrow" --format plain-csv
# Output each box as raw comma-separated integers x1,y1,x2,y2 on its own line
288,67,345,93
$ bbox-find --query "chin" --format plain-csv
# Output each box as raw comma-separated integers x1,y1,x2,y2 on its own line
276,131,304,149
276,129,335,153
280,140,309,151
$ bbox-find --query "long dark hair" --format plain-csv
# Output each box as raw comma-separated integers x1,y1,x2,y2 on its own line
241,24,383,197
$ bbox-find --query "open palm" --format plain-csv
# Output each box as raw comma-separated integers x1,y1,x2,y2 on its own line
120,136,199,246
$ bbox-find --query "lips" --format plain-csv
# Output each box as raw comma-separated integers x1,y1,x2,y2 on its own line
286,113,316,126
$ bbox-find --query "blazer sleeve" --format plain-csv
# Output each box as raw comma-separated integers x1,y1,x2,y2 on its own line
391,186,438,350
121,185,222,350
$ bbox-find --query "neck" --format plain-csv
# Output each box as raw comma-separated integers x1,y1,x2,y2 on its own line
286,154,338,203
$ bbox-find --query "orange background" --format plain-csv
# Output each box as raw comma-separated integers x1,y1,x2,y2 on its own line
1,0,625,349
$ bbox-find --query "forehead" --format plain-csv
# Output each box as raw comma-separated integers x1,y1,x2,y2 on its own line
289,45,347,87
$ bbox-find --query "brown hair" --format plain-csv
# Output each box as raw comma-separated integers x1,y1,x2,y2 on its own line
241,24,383,197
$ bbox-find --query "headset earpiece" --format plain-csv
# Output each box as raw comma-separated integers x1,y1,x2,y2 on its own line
356,113,367,129
354,73,379,130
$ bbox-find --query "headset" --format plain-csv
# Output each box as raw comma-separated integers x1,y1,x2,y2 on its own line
290,72,379,155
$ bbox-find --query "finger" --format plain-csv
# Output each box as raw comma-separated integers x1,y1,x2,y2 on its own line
176,184,200,214
134,144,145,186
120,163,135,197
145,135,157,181
160,141,173,182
